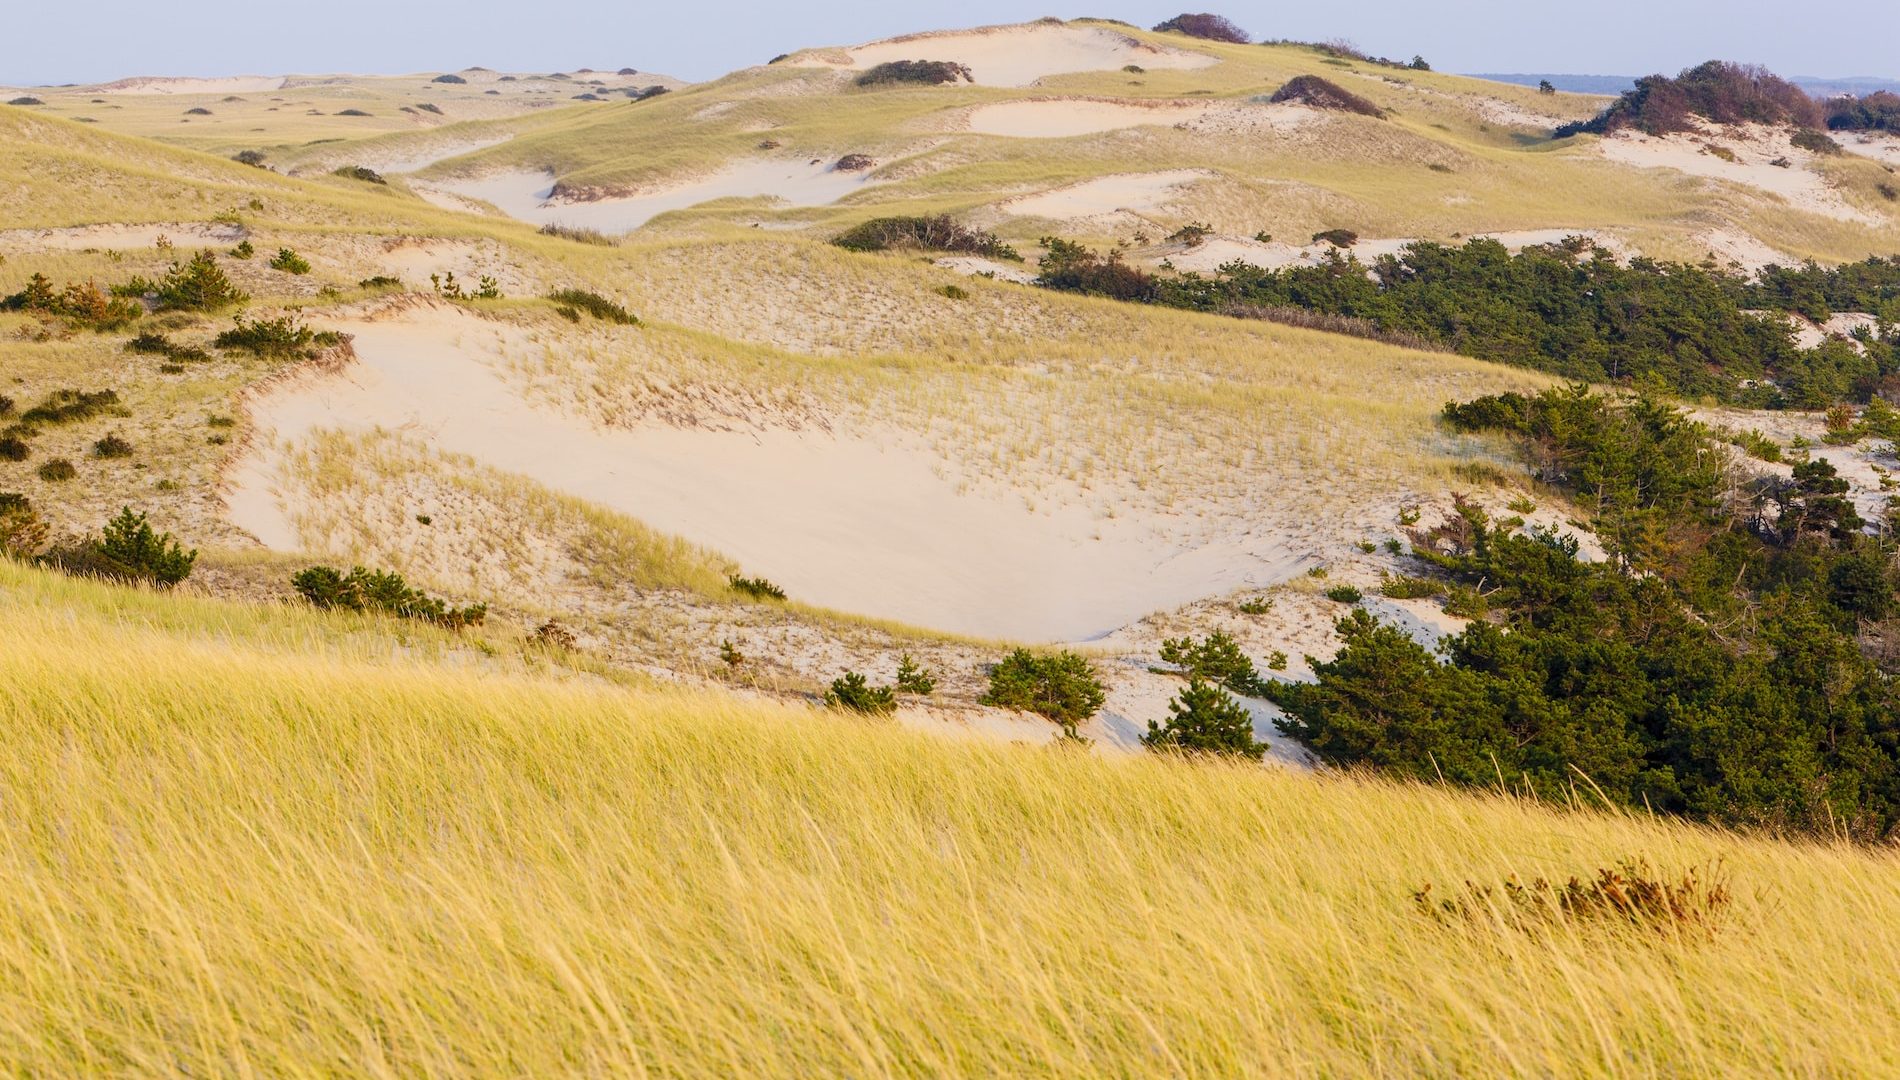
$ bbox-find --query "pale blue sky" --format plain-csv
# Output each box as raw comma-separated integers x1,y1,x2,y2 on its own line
8,1,1897,87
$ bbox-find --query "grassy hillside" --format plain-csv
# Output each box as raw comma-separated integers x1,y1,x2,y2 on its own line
1,558,1897,1076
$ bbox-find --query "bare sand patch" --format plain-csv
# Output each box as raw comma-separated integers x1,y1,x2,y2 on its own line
91,75,288,95
966,99,1215,138
1002,169,1213,222
230,303,1309,642
422,160,875,234
795,23,1218,88
0,221,244,253
934,256,1035,283
1693,227,1795,273
1599,125,1878,224
1839,132,1900,167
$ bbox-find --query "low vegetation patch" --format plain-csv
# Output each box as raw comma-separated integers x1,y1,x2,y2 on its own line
214,314,343,360
538,222,614,246
1417,859,1732,936
546,288,639,325
1152,13,1250,43
44,507,195,587
268,248,312,275
1558,60,1820,137
332,165,387,185
832,215,1020,260
291,565,487,629
0,493,48,556
1268,75,1385,118
2,274,142,329
824,672,897,715
1142,678,1265,759
728,573,786,601
855,61,972,88
430,271,500,301
1158,631,1265,695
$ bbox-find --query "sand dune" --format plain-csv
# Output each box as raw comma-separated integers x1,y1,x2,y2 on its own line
0,221,244,252
1002,169,1212,221
230,303,1310,641
1599,125,1878,224
966,99,1215,137
796,23,1218,88
421,160,875,234
91,75,288,95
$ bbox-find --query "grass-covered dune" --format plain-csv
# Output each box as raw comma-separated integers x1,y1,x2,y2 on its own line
3,560,1899,1076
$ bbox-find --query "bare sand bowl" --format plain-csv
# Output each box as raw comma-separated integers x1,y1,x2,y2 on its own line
791,23,1219,88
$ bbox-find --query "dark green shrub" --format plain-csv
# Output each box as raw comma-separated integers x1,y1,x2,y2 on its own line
268,248,312,275
935,284,968,300
154,251,248,311
7,96,45,106
980,649,1107,737
291,564,486,628
1325,584,1364,603
232,240,255,259
21,389,119,425
335,108,372,117
358,275,402,290
856,60,972,87
824,671,897,715
546,288,639,325
728,573,787,601
1791,129,1841,155
1158,631,1264,695
215,314,317,358
432,74,467,84
1311,228,1360,247
429,271,500,300
92,433,133,459
49,507,196,587
332,165,387,184
894,653,936,695
1143,678,1265,759
0,436,27,462
0,493,49,557
36,459,74,481
233,150,268,167
831,215,1020,260
1380,573,1440,599
126,332,173,354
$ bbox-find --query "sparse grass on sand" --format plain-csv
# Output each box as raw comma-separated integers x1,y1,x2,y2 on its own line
3,558,1899,1076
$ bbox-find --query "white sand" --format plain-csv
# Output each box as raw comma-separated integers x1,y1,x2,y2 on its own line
230,303,1310,642
1002,169,1212,221
0,221,244,253
1599,125,1878,224
356,136,515,176
966,99,1214,138
796,23,1218,88
934,256,1036,283
90,75,288,95
1839,132,1900,167
1694,227,1795,273
421,160,875,234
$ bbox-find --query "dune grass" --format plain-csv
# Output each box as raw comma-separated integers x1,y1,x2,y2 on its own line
2,557,1899,1075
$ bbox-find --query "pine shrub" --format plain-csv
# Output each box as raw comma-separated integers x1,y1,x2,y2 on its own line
1143,678,1265,759
980,649,1106,737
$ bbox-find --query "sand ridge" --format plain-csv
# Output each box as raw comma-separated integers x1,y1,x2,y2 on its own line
791,22,1220,88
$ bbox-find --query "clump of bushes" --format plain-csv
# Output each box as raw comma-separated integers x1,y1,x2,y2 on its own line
232,149,268,167
1,274,143,329
432,74,467,84
21,388,120,426
1158,630,1264,695
546,288,639,325
834,153,876,172
332,165,387,184
268,248,311,275
430,271,500,300
291,565,487,628
980,649,1107,739
214,314,343,359
832,215,1021,260
125,332,211,363
538,222,614,246
47,507,196,587
894,653,936,695
728,573,786,601
824,671,898,715
1380,573,1440,599
357,275,402,290
0,435,27,462
1325,584,1364,603
855,60,972,88
1143,678,1265,759
1268,75,1385,118
1826,90,1900,133
148,251,248,311
36,459,74,481
92,433,133,459
0,493,49,557
1556,60,1821,138
1790,128,1842,156
1416,859,1731,935
7,97,45,107
1152,13,1251,43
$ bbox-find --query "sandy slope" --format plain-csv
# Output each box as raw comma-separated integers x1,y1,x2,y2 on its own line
91,75,289,95
1599,124,1877,224
794,23,1219,88
966,99,1215,137
1002,169,1213,221
230,303,1311,641
421,160,874,233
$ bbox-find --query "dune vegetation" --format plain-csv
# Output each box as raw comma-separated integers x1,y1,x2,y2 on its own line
2,559,1900,1076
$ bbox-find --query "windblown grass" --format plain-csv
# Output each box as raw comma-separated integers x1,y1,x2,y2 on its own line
2,558,1899,1075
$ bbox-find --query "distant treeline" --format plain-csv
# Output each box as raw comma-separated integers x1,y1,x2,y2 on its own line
1033,236,1900,407
1552,59,1900,138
